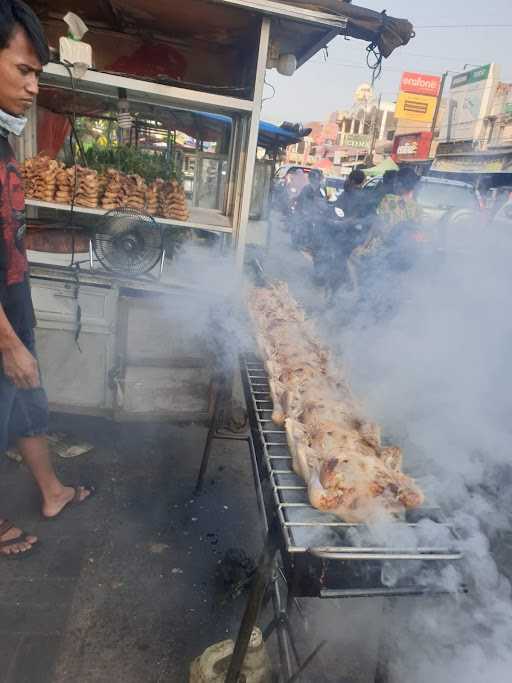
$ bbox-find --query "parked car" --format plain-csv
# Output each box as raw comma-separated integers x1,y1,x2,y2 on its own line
416,176,479,224
492,198,512,230
417,176,482,249
487,186,512,216
272,164,312,212
363,175,481,248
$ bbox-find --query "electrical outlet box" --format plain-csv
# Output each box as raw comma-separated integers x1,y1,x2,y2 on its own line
59,37,92,76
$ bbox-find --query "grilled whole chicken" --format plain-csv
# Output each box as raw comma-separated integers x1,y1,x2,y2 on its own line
248,282,424,524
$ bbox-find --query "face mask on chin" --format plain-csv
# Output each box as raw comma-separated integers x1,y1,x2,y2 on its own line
0,109,28,136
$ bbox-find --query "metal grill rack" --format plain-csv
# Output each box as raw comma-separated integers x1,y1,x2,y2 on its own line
197,353,465,682
241,354,463,598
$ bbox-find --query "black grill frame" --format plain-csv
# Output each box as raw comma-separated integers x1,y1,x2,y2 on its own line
241,353,464,599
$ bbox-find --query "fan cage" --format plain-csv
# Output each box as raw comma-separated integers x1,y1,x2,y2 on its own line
93,208,164,275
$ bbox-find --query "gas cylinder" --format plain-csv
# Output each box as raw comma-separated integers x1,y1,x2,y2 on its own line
189,627,272,683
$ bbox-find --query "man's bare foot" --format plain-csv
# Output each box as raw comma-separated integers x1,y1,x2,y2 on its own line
0,520,37,557
42,486,92,519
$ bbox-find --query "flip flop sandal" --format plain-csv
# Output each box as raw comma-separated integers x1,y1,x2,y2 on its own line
0,520,37,559
42,485,96,522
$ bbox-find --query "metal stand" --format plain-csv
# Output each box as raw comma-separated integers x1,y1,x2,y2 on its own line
226,520,280,683
225,518,326,683
199,355,464,680
196,368,327,682
195,372,249,495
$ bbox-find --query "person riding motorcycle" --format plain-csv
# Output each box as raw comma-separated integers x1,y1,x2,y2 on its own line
337,169,367,219
348,167,423,317
291,168,328,251
321,170,376,297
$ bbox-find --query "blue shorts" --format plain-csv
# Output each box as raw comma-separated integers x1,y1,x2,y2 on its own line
0,329,49,452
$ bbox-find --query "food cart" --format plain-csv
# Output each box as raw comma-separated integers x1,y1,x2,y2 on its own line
23,1,414,422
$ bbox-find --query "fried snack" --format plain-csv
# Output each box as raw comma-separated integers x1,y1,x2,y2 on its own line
120,174,147,210
21,155,61,202
74,167,99,208
158,179,190,221
55,166,76,204
100,168,124,210
146,179,164,216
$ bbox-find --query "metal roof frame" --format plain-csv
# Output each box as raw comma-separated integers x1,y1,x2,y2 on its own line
40,63,254,116
214,0,347,28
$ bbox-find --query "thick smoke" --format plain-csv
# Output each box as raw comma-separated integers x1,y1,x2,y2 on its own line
162,237,249,351
318,218,512,681
260,205,512,681
173,213,512,681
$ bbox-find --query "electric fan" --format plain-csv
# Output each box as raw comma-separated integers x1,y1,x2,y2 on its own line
93,208,164,276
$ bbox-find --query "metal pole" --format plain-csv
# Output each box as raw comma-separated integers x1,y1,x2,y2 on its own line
234,16,271,271
368,94,382,164
429,72,448,158
285,641,327,683
270,580,296,679
225,521,279,683
229,115,246,221
194,374,225,494
225,116,240,215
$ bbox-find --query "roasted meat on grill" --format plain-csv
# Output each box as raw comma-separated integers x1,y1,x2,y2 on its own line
248,282,424,523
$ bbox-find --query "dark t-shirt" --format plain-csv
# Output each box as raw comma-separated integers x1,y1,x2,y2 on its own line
296,184,328,218
337,187,367,218
0,132,35,336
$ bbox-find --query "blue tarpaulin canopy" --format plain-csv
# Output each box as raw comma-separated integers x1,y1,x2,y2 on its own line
175,110,303,149
258,121,304,149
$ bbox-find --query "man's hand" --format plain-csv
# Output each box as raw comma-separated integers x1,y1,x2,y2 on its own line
2,344,40,389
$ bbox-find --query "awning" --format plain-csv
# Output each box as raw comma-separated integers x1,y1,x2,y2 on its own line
363,158,399,177
177,112,304,149
258,121,305,148
269,1,415,58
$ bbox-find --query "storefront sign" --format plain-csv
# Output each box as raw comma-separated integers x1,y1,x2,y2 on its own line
451,64,491,89
436,141,474,156
392,132,433,161
491,82,512,116
441,64,497,142
400,71,442,98
395,92,437,123
431,153,512,174
397,140,418,156
341,133,371,150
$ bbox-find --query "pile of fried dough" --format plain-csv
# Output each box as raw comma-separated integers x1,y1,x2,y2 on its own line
248,282,424,523
21,156,190,222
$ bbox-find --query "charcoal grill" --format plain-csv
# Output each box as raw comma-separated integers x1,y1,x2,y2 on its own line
240,354,463,596
196,353,465,682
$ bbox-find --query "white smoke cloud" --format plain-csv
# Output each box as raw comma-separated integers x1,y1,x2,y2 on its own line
175,212,512,682
259,206,512,681
317,220,512,682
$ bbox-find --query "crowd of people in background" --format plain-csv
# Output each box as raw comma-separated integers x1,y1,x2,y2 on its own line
289,165,423,310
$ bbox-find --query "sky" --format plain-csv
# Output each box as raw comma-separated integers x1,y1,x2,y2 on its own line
262,0,512,124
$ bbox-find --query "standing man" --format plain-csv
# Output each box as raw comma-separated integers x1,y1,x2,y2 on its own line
0,0,92,558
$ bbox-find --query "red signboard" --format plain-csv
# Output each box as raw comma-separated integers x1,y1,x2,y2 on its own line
392,132,433,161
400,72,442,98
